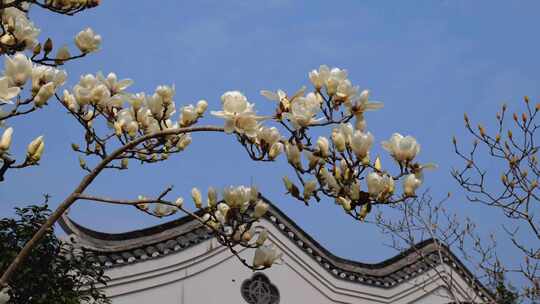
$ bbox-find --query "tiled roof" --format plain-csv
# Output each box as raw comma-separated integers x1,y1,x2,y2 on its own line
59,198,493,301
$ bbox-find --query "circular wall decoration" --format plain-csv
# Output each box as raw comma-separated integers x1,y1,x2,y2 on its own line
240,273,280,304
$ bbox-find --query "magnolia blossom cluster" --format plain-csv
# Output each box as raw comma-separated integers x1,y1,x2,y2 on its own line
63,71,207,161
0,6,40,51
0,52,67,161
211,65,433,221
135,185,281,268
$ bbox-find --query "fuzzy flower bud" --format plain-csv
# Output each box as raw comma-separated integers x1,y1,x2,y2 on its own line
196,99,208,115
207,187,217,207
27,135,44,162
191,187,203,208
253,200,269,218
0,127,13,152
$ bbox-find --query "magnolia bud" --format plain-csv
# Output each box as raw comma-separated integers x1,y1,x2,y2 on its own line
55,46,71,64
71,143,80,151
332,131,346,152
253,200,269,218
316,136,330,157
256,229,268,246
358,203,370,221
195,99,208,115
250,186,259,202
374,156,382,171
0,127,13,152
283,176,293,193
78,156,86,168
303,180,318,200
43,38,53,55
337,196,351,211
27,136,44,162
268,142,283,160
176,135,192,150
175,197,184,208
207,187,217,207
33,43,42,56
121,158,128,169
191,187,202,208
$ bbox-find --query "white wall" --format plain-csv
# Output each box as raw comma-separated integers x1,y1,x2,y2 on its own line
100,220,484,304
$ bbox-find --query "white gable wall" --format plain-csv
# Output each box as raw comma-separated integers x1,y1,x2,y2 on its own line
99,218,483,304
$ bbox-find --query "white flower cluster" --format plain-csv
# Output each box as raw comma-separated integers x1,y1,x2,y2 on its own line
136,185,280,268
63,72,207,153
0,7,40,50
0,53,67,159
198,185,280,268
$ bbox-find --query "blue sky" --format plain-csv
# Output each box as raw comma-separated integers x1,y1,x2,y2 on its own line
1,0,539,273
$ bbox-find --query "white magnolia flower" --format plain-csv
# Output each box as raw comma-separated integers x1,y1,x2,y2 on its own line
211,91,265,138
332,130,346,152
325,67,348,96
0,127,13,152
350,130,373,159
34,82,55,107
114,108,139,136
72,74,98,105
403,173,422,196
31,65,66,93
260,86,305,112
129,92,147,110
97,72,133,95
89,83,111,106
147,86,176,120
382,133,421,163
336,79,359,101
223,185,253,208
176,134,192,150
257,126,281,145
62,90,79,112
5,53,32,86
253,244,282,268
316,136,330,157
366,172,395,201
155,85,175,105
179,104,198,127
284,92,322,129
1,8,39,49
349,90,384,115
303,179,318,200
319,167,339,193
75,28,102,53
268,142,283,160
285,142,301,168
308,65,330,90
0,77,20,103
253,200,269,218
